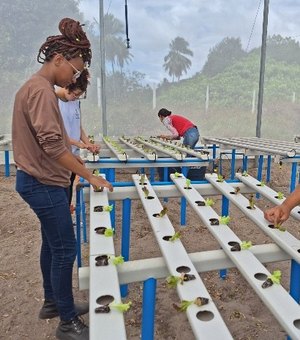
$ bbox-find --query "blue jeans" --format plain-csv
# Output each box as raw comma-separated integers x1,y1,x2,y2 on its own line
16,170,77,321
183,127,200,149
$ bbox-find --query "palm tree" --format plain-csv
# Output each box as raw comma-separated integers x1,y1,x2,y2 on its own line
163,37,193,82
104,14,133,73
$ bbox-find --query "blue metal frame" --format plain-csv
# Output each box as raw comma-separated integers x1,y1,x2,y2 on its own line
141,278,157,340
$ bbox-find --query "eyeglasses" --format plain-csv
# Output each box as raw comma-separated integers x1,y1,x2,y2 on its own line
64,58,82,81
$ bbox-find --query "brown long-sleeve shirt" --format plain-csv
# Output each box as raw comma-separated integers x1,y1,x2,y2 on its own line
12,74,71,187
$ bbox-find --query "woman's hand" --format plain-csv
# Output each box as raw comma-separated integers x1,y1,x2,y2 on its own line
264,204,291,225
88,174,113,192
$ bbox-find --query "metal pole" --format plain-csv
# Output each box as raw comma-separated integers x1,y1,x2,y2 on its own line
256,0,269,138
99,0,107,136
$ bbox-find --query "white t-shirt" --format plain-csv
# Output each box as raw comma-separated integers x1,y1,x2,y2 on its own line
59,99,81,155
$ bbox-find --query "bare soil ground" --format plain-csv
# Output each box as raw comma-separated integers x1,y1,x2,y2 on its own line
0,163,299,340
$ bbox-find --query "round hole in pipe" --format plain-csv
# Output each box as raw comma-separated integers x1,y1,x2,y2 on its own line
254,273,268,281
293,319,300,329
176,266,191,274
228,241,239,246
268,224,275,229
96,295,114,305
196,310,214,321
163,235,172,241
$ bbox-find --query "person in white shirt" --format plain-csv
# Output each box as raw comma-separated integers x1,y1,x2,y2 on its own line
56,69,100,205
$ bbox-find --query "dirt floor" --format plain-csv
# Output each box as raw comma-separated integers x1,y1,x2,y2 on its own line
0,162,299,340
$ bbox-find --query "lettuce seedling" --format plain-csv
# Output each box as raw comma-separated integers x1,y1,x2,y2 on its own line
103,205,113,212
219,216,231,225
276,192,284,200
109,301,132,312
248,194,255,209
159,206,168,217
173,297,209,312
242,171,248,177
140,174,146,184
217,174,224,182
166,275,182,288
110,255,124,265
235,186,241,194
142,186,149,198
185,179,191,188
275,223,286,232
169,231,181,242
205,198,215,206
174,172,182,178
240,241,252,250
262,270,282,288
104,229,114,237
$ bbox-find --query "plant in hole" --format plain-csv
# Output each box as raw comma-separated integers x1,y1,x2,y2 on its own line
140,173,146,184
258,181,265,187
110,255,124,265
248,194,255,209
174,172,182,178
95,301,132,314
242,171,248,177
217,174,224,182
219,215,231,225
275,223,286,232
205,198,215,206
173,297,209,312
235,186,240,194
159,206,168,217
262,270,281,288
185,178,191,188
104,229,114,237
93,169,100,176
276,191,284,200
231,240,252,251
166,273,196,287
103,205,114,212
169,231,181,242
142,186,150,198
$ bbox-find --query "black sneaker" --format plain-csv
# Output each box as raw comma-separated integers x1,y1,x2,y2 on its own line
39,300,89,319
56,316,89,340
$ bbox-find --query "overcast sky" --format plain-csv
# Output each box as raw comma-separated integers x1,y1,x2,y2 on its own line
79,0,300,84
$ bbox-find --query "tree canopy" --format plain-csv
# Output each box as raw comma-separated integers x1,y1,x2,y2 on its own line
163,37,193,82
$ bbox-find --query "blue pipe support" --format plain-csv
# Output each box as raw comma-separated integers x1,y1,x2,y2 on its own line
75,188,82,268
230,149,236,180
266,155,272,183
256,155,264,199
212,144,217,169
120,198,131,297
242,155,248,172
219,195,229,279
290,260,300,303
4,150,10,177
290,162,298,193
141,278,157,340
150,168,155,182
79,180,87,243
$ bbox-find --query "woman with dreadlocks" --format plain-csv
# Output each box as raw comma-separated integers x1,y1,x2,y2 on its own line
12,18,111,340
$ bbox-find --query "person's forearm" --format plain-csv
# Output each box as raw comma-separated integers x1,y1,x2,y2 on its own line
281,185,300,211
56,150,92,182
80,127,90,144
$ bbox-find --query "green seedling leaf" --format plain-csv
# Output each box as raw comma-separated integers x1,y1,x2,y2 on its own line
205,198,215,206
174,172,182,178
269,270,282,285
110,255,124,265
259,181,265,187
219,216,231,225
140,174,146,184
240,241,252,250
173,300,193,312
169,231,181,242
103,205,114,212
159,206,168,217
109,301,132,313
104,229,114,237
217,174,224,182
166,275,182,288
142,186,149,198
248,194,255,209
242,171,248,177
93,169,100,176
185,179,191,188
275,223,286,232
277,192,284,200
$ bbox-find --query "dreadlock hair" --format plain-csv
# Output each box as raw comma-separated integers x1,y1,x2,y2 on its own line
67,69,90,94
37,18,92,66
